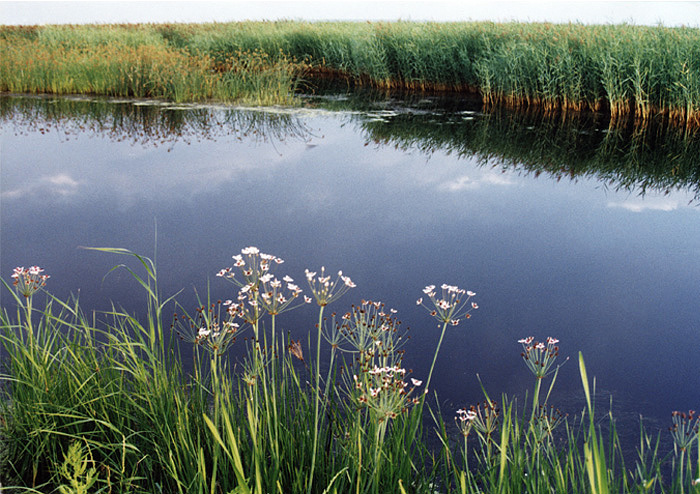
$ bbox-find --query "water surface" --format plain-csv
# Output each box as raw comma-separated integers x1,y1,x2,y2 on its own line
1,94,698,441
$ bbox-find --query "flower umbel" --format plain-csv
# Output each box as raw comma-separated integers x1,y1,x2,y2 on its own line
217,247,310,325
416,284,477,326
11,266,49,298
455,408,477,437
305,266,355,307
352,365,422,422
335,300,405,367
216,246,284,291
172,301,241,356
469,400,501,441
518,336,560,379
530,404,568,444
258,274,310,316
669,410,699,452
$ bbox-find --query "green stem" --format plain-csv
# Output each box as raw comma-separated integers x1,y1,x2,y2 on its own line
372,420,388,493
463,434,469,474
531,377,542,423
680,448,686,494
424,321,449,397
267,315,280,470
25,295,34,343
308,304,325,494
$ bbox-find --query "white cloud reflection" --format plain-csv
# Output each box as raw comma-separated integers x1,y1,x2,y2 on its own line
607,195,690,213
441,172,515,191
2,173,81,200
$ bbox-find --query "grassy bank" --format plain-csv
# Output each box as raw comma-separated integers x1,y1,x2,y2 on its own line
1,21,700,124
0,24,306,105
1,249,699,493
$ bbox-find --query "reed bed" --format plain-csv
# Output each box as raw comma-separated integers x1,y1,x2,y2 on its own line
1,21,700,124
0,25,304,105
1,249,698,493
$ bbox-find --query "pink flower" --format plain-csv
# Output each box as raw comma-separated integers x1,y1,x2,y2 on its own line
11,266,49,298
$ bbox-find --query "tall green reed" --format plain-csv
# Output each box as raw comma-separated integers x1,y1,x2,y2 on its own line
3,21,700,125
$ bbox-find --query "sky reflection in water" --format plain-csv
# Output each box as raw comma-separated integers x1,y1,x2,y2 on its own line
1,97,699,438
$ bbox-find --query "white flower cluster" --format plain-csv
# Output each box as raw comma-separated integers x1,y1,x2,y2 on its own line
416,283,477,326
352,365,423,420
218,246,311,321
518,336,560,378
11,266,49,298
305,266,356,307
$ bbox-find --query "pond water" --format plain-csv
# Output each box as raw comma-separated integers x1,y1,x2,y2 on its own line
1,93,699,442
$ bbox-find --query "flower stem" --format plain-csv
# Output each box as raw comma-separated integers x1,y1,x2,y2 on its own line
424,320,449,395
307,304,325,494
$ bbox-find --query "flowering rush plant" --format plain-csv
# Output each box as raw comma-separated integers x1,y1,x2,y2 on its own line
172,301,240,356
335,299,405,364
216,246,311,322
352,365,423,421
305,266,356,307
455,407,478,437
518,336,560,379
416,284,477,326
11,266,49,298
669,409,699,452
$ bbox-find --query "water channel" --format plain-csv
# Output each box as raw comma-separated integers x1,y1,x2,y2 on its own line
1,93,698,445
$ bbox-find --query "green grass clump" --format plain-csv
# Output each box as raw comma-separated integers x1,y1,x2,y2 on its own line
1,249,699,493
0,24,305,105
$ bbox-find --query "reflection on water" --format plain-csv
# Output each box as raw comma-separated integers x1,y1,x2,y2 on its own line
3,93,699,201
311,91,700,201
0,94,313,150
1,94,698,448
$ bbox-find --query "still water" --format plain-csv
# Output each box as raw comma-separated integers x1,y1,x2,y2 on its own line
1,94,698,439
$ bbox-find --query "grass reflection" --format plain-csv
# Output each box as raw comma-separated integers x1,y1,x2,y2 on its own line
2,93,699,200
349,101,700,200
0,95,312,148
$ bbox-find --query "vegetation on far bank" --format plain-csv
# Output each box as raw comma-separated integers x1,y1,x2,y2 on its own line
1,20,700,125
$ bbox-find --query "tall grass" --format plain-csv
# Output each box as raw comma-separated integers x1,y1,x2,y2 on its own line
0,24,305,105
2,21,699,124
2,248,699,493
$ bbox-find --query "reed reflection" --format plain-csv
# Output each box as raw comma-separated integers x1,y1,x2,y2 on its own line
2,92,699,200
343,98,700,201
0,95,312,149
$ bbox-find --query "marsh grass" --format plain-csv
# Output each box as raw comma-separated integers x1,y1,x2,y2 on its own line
0,24,305,105
2,21,700,124
1,249,698,493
